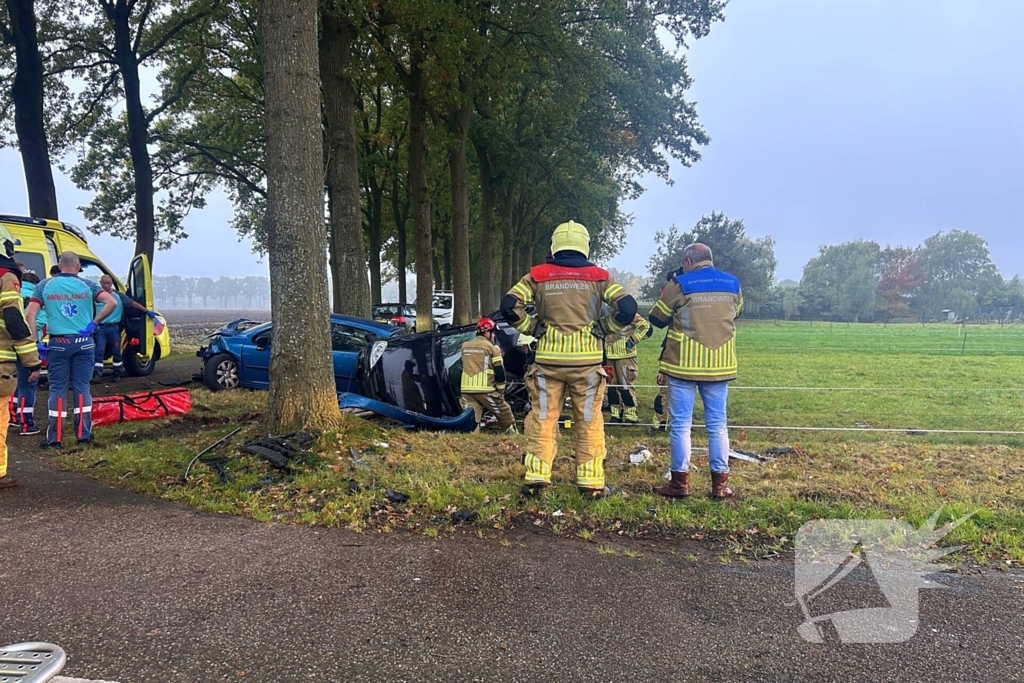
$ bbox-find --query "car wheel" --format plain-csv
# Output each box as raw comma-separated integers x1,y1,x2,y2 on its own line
124,341,160,377
204,353,240,391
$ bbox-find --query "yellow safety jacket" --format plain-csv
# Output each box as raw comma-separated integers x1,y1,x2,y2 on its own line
0,268,42,382
606,315,652,360
507,262,631,367
460,335,504,393
649,262,742,381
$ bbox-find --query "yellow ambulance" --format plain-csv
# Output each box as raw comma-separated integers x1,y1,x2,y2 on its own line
0,214,169,376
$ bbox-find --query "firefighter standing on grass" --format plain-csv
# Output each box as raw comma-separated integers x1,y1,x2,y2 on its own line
501,220,637,499
0,226,43,489
605,313,651,424
460,317,517,434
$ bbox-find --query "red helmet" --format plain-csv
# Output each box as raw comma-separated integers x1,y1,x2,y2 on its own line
476,317,496,333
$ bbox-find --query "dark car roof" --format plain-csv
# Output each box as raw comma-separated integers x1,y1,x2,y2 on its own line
331,314,404,335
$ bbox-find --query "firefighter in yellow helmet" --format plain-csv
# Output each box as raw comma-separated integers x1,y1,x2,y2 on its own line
605,312,652,424
0,225,43,489
501,220,637,498
460,317,517,433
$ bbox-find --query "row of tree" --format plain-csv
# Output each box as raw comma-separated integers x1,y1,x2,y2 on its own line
1,0,726,332
640,215,1023,323
152,274,269,309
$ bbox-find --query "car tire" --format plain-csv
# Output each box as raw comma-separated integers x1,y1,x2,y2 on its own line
124,341,161,377
204,353,240,391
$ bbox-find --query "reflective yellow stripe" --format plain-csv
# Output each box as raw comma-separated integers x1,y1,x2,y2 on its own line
0,292,22,302
604,283,624,301
512,282,532,301
576,457,604,488
0,350,17,360
653,300,672,316
13,342,36,354
524,453,552,484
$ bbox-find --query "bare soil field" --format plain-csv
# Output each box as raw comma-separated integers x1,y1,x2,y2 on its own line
162,309,270,348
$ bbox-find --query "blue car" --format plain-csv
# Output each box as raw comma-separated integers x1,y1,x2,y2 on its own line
197,315,404,392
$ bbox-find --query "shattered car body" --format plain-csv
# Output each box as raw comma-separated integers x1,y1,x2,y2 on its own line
356,317,530,418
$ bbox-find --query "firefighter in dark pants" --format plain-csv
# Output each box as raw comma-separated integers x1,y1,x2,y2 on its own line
606,313,651,424
0,226,43,489
501,220,637,498
93,273,156,382
460,317,517,433
27,251,117,449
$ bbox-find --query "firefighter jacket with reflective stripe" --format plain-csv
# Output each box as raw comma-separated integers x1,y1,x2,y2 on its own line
461,335,504,393
606,315,652,360
648,261,742,381
506,261,632,367
0,268,41,376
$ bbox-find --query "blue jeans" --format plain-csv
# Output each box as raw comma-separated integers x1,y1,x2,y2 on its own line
46,336,96,444
13,360,39,432
93,323,123,376
667,377,730,474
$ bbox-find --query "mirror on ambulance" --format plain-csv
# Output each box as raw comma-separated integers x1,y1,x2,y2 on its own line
126,254,155,362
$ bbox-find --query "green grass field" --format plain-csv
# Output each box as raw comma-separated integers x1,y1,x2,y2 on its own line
57,321,1024,564
628,320,1024,436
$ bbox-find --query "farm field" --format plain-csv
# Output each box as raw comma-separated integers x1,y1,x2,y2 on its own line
628,320,1024,437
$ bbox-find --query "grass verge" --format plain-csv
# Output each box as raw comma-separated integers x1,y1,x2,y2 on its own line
52,387,1024,565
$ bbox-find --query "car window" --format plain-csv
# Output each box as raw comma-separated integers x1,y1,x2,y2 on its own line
332,323,374,352
440,330,476,368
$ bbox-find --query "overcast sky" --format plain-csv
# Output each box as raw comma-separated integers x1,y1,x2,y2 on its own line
2,0,1021,284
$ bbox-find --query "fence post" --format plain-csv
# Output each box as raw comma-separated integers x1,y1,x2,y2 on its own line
961,332,967,356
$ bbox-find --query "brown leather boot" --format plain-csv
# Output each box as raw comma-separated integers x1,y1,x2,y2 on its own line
711,472,733,500
0,475,20,490
653,470,690,498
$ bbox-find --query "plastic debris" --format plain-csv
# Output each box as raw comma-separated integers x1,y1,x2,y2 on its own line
451,509,478,524
88,459,109,469
551,510,564,517
628,444,653,465
765,446,795,456
385,489,409,504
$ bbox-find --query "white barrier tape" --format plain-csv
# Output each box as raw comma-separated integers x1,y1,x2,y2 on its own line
602,384,1024,391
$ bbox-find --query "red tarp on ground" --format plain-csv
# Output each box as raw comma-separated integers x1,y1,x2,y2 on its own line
92,387,192,428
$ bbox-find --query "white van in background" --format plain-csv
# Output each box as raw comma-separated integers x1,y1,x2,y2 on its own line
433,291,454,328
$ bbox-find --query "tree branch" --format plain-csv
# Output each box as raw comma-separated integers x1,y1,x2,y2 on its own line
138,8,212,63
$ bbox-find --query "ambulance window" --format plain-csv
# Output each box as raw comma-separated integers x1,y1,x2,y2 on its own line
14,252,45,279
77,260,112,288
45,235,59,266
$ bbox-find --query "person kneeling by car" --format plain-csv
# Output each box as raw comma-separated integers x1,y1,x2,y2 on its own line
460,318,517,434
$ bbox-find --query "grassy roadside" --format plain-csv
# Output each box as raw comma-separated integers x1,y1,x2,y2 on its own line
52,386,1024,565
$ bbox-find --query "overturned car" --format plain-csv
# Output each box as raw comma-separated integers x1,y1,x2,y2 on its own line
346,317,531,429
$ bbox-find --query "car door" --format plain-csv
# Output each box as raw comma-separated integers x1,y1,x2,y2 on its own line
125,254,155,359
240,328,272,388
331,322,374,392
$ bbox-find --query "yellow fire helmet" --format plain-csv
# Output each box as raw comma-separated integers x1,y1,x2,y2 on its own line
0,223,15,259
550,220,590,259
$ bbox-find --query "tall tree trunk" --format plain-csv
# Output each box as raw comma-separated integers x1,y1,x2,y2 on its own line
392,173,408,303
476,148,497,312
364,176,384,303
4,0,58,218
259,0,339,431
443,239,452,290
408,42,432,330
109,3,155,264
446,91,472,325
500,180,515,297
320,10,370,317
432,251,443,290
367,225,382,303
470,242,481,318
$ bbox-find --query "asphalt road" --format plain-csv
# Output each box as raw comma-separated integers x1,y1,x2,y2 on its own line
2,354,1022,682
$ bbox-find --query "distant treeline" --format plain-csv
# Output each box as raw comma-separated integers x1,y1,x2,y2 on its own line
153,275,269,310
627,214,1024,324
